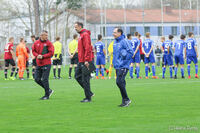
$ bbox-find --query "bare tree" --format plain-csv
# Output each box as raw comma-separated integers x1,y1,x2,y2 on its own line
32,0,41,36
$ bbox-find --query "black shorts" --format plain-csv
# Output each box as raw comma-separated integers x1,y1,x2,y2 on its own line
26,61,29,68
32,59,37,66
5,59,16,67
140,54,145,62
71,53,78,65
53,59,62,65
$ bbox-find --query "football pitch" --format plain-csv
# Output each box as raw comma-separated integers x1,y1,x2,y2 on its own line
0,65,199,133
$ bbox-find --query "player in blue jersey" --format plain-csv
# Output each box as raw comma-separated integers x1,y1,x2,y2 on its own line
185,32,199,79
142,32,158,79
129,32,141,79
162,35,174,79
94,34,106,79
173,35,186,79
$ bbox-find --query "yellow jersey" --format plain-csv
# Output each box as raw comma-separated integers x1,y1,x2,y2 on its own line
68,39,78,54
53,41,62,58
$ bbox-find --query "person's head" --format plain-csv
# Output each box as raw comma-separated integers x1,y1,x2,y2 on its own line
145,32,150,38
74,22,83,33
188,32,194,38
161,36,165,42
138,34,141,39
134,32,139,37
98,34,102,41
73,34,78,40
169,35,174,40
56,37,60,41
40,30,48,41
127,34,132,40
31,35,36,42
20,38,25,44
180,34,186,40
156,45,159,49
113,27,123,39
9,37,14,43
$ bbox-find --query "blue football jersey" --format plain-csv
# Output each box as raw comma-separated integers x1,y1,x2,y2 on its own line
185,38,197,57
162,40,173,55
174,40,185,56
94,41,105,57
142,39,154,56
131,37,140,56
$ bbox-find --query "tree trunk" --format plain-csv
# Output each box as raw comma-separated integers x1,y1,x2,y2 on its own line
32,0,41,36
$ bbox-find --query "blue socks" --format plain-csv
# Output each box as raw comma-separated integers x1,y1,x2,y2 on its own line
169,67,173,78
96,68,99,76
162,67,166,78
174,67,178,76
195,65,198,75
181,67,184,77
145,66,148,77
129,66,133,78
101,68,104,76
187,65,191,76
136,66,140,78
152,65,156,76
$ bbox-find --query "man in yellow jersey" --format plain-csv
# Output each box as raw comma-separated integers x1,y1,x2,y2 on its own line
52,37,62,79
68,34,78,79
108,41,115,79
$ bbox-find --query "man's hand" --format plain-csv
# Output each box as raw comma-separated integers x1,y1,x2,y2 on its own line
70,54,74,59
37,55,43,59
197,53,199,58
146,53,149,58
85,61,89,69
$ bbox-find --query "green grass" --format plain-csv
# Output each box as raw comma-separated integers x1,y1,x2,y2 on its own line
0,64,200,133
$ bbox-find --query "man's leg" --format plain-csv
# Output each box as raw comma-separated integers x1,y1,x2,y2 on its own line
15,67,19,78
129,63,134,79
69,64,73,79
53,64,57,78
58,65,61,78
145,64,149,78
116,69,129,103
41,65,51,96
35,66,44,89
136,63,140,78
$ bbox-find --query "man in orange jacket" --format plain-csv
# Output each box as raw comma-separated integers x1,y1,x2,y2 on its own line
16,38,29,80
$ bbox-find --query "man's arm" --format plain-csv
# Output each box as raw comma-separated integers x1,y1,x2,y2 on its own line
133,45,139,57
148,45,154,56
83,34,92,62
32,43,39,57
195,46,198,58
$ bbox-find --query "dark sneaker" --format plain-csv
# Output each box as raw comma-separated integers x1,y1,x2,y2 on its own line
91,93,95,97
53,77,57,79
118,100,131,107
80,98,91,103
58,77,62,79
68,76,72,79
49,89,54,98
40,96,49,100
174,75,177,79
182,76,185,79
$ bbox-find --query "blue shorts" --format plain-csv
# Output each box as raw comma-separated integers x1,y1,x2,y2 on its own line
163,54,173,66
131,55,140,63
187,56,198,64
144,55,155,64
96,56,105,65
174,55,184,65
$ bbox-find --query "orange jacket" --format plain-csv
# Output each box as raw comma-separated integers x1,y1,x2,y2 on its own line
16,43,29,59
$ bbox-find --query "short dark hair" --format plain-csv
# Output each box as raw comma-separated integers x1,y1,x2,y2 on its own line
134,32,139,36
188,32,193,37
180,34,186,40
56,37,60,41
75,21,83,28
98,34,102,40
127,34,132,39
36,37,39,40
31,35,35,38
169,35,174,39
115,27,123,35
73,34,78,39
42,30,48,33
138,34,141,38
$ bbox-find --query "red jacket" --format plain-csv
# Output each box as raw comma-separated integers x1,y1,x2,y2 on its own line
78,29,93,62
139,39,144,55
32,39,54,66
